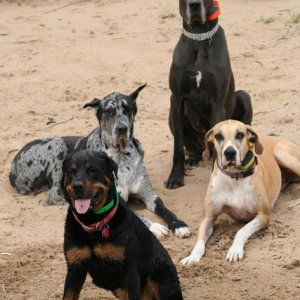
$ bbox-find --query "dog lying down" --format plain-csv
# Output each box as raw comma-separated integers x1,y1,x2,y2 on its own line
181,120,300,265
62,150,183,300
9,84,190,239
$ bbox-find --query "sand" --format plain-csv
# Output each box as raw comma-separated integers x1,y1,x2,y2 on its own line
0,0,300,299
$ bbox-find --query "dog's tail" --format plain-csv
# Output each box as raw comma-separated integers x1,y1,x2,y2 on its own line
232,90,253,125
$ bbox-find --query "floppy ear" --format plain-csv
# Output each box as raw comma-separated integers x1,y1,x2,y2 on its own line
62,153,72,173
202,128,215,161
83,98,103,122
246,126,263,155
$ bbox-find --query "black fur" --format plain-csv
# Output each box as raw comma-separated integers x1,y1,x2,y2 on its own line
166,0,253,189
62,150,182,300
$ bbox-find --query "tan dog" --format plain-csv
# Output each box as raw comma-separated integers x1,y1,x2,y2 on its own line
181,120,300,265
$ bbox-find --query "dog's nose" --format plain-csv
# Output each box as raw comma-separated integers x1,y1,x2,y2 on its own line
73,181,84,192
117,126,127,135
189,1,200,11
224,147,237,161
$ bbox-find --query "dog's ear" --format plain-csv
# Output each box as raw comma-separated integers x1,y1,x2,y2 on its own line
202,128,215,161
246,126,263,155
129,83,147,101
83,98,103,121
83,98,101,109
105,155,118,180
62,153,72,173
129,83,146,115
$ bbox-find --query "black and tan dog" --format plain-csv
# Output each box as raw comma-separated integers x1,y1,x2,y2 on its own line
62,149,183,300
166,0,253,189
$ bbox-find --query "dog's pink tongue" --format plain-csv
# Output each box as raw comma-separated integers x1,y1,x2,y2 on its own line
75,199,91,214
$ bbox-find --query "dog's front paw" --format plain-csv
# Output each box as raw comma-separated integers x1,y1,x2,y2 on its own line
175,226,191,238
45,194,66,206
226,244,244,263
165,173,184,189
180,240,205,266
185,157,199,168
150,222,169,239
180,254,201,266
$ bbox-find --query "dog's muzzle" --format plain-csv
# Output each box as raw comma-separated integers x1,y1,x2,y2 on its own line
115,125,128,150
189,0,201,11
222,146,239,169
71,181,105,214
188,0,204,23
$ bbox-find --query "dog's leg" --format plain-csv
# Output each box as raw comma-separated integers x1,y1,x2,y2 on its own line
232,90,253,125
180,216,215,265
134,167,190,238
135,213,169,239
166,95,185,189
154,197,190,238
183,118,205,168
46,159,66,205
151,264,183,300
126,265,141,300
63,265,87,300
226,213,270,263
274,139,300,176
210,102,226,128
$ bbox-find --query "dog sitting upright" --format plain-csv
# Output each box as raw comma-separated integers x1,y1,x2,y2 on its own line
9,84,190,238
180,120,300,265
166,0,253,189
62,150,183,300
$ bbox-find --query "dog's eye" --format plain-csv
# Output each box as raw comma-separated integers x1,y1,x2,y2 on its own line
105,108,115,115
87,167,98,177
122,106,131,114
215,133,224,142
236,132,245,140
68,167,77,175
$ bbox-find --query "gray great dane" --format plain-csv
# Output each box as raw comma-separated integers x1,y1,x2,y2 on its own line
10,84,190,238
166,0,253,189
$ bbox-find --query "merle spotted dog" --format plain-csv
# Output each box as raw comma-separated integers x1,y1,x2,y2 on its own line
9,84,190,238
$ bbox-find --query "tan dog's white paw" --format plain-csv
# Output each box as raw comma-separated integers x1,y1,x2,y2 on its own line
226,244,244,263
180,254,201,266
180,240,205,266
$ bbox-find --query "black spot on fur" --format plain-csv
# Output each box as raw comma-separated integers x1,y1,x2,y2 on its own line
58,151,65,160
27,160,33,167
48,145,52,150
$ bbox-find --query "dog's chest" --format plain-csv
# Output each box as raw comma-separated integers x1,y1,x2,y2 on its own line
88,243,126,289
86,131,142,200
211,171,258,221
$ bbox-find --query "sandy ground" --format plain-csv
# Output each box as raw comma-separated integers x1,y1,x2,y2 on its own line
0,0,300,299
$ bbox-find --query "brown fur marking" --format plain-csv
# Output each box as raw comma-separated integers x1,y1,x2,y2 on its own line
63,291,80,300
66,247,91,264
93,244,125,261
142,279,160,300
85,180,110,211
112,288,128,299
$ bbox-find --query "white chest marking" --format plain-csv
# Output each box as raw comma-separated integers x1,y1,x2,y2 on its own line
196,71,202,88
211,170,256,214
